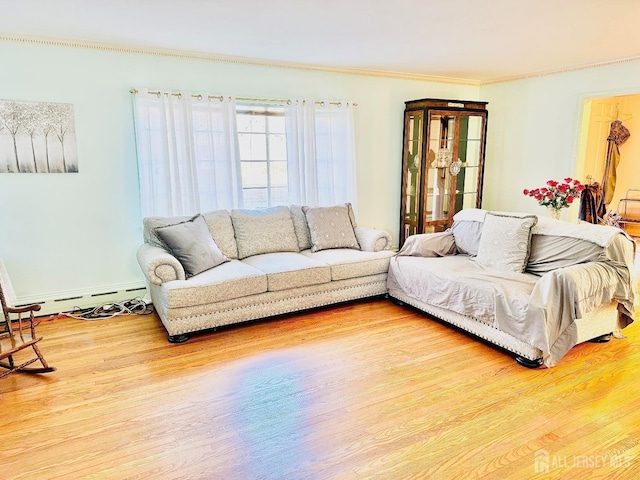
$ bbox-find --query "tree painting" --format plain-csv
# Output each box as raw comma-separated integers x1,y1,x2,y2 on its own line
0,99,78,173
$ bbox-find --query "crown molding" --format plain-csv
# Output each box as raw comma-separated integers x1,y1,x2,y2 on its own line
480,55,640,85
5,32,639,87
0,32,480,86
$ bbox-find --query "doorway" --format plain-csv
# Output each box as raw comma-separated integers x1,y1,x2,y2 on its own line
576,94,640,236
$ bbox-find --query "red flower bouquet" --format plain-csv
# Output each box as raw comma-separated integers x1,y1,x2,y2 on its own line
523,178,585,210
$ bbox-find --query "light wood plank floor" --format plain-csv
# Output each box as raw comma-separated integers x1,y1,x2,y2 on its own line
1,298,639,479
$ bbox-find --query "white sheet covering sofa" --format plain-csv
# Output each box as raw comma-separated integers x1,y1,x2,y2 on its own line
387,208,637,367
137,204,394,342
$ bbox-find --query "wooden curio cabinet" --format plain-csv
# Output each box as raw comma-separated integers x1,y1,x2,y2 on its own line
399,98,488,245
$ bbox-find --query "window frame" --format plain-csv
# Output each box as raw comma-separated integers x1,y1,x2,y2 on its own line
236,103,288,209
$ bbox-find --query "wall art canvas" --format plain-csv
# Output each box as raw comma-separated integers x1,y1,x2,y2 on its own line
0,99,78,173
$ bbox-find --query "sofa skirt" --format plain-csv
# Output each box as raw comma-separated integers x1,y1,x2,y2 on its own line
389,288,621,365
151,273,388,336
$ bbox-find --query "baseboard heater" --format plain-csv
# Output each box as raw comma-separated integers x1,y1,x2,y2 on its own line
15,283,149,317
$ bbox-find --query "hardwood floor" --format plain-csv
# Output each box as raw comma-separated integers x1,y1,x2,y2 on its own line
2,298,639,479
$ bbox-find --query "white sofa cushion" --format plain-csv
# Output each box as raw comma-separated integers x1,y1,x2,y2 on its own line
242,252,331,291
388,255,538,326
231,206,300,259
162,260,267,308
302,248,395,280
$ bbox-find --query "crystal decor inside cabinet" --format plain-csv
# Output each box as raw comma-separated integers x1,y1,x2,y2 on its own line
399,98,488,245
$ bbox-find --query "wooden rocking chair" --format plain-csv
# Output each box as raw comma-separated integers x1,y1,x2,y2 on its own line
0,258,55,378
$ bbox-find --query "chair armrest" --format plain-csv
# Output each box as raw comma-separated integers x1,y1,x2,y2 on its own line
3,304,41,333
136,243,186,286
5,304,41,314
354,226,392,252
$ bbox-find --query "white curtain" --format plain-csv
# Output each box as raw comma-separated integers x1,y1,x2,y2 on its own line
285,99,358,211
133,89,242,217
285,99,317,205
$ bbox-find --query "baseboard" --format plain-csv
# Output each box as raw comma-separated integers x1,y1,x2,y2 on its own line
14,281,149,317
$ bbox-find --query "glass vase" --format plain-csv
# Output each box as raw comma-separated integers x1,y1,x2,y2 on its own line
547,207,562,220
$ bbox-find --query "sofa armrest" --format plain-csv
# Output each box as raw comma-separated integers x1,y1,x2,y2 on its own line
354,226,392,252
136,243,186,286
396,232,456,257
532,260,635,322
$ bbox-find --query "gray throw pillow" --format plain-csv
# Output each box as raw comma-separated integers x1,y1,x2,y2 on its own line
154,214,229,277
475,212,537,272
303,203,361,252
230,206,300,259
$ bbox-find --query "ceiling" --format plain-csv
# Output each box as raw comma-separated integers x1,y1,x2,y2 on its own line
2,0,640,84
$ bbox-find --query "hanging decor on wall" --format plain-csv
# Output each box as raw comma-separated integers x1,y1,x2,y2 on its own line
0,99,78,173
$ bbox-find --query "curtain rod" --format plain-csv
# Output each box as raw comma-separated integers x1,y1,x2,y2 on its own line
129,89,356,107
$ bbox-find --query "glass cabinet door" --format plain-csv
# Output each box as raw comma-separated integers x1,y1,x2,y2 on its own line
424,112,456,227
402,111,423,239
455,113,486,212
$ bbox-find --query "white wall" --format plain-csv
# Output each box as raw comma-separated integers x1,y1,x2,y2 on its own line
0,39,479,306
479,60,640,219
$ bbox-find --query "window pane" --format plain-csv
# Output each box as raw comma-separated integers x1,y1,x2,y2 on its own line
241,162,268,187
270,161,288,186
268,134,287,161
237,113,266,133
238,133,267,160
268,115,286,134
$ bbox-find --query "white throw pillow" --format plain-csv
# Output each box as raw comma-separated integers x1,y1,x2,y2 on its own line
230,206,299,259
475,212,538,272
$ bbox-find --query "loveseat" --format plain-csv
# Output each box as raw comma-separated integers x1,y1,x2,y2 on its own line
387,208,637,367
137,204,394,342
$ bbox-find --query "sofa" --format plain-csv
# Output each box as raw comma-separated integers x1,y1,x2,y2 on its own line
137,204,394,342
387,208,637,367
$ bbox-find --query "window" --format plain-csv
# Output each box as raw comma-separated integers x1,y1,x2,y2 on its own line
236,105,288,208
133,89,357,218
